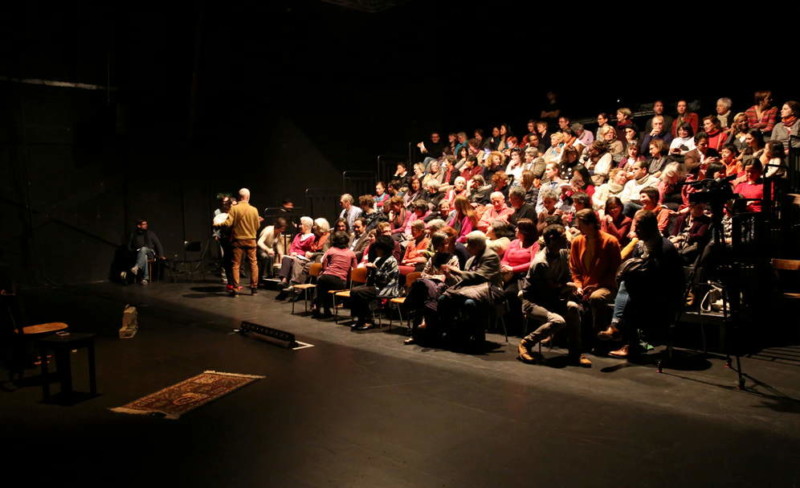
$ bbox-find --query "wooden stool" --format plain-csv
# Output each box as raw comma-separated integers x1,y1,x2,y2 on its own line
38,332,97,404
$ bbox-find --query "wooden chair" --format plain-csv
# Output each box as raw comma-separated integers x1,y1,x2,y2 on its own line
388,272,422,331
1,293,69,382
291,263,324,314
333,266,369,323
771,258,800,340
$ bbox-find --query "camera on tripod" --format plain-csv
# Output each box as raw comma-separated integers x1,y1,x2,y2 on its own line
686,175,736,207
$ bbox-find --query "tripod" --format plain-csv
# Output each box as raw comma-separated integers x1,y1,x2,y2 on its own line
662,192,747,389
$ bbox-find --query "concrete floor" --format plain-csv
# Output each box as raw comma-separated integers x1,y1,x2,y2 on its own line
3,280,800,487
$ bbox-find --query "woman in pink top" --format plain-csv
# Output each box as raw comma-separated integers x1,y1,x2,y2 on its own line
447,196,478,243
500,218,539,328
277,216,316,291
313,231,357,318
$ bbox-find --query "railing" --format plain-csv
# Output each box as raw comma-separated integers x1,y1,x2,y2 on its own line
304,187,340,225
342,170,376,201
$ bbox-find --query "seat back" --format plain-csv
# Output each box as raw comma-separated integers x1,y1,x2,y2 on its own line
308,262,324,278
405,272,422,291
349,266,369,287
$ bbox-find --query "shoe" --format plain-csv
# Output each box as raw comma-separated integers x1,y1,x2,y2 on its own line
275,291,288,300
417,321,427,330
277,281,288,290
403,337,416,345
321,310,333,318
120,271,127,280
569,355,592,368
608,345,629,358
597,325,621,341
354,323,375,331
517,339,536,363
250,288,258,296
140,279,149,286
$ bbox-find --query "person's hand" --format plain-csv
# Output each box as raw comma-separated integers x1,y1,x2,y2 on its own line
267,250,275,257
159,256,167,260
365,262,376,269
501,265,513,273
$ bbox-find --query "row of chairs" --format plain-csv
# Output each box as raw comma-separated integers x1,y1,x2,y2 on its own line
288,265,423,331
286,266,512,342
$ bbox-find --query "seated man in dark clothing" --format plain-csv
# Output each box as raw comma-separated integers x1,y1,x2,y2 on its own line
598,209,684,358
124,219,165,285
436,231,501,345
518,224,590,367
508,187,537,229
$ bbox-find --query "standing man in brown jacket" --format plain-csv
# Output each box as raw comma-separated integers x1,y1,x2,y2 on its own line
217,188,261,296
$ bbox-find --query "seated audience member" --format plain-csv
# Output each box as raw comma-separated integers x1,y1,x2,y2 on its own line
669,122,696,156
386,196,408,238
595,112,611,140
586,140,613,185
543,132,565,163
356,229,377,267
726,113,750,153
598,210,684,358
483,151,506,181
772,101,800,153
422,180,445,209
569,209,622,336
622,126,639,154
516,169,541,206
257,217,287,280
618,143,645,175
460,155,484,181
733,159,765,213
349,217,370,259
669,202,711,264
630,187,672,238
572,122,594,149
478,191,514,232
683,132,710,172
339,193,363,231
399,220,430,275
508,186,537,228
505,148,525,183
619,160,659,207
537,189,561,233
403,230,462,345
517,224,590,367
645,139,670,178
436,231,502,344
566,165,595,200
359,194,381,231
448,195,479,243
593,168,627,212
444,176,470,204
491,170,511,200
760,140,788,179
333,218,348,234
349,235,400,331
658,162,685,211
276,216,316,296
403,176,424,209
126,219,165,285
422,160,444,188
558,145,582,182
425,199,455,224
716,97,733,129
600,126,625,163
374,181,389,210
312,231,357,319
719,144,742,177
671,99,699,137
615,107,634,132
535,162,564,214
702,115,729,151
645,100,674,134
486,219,515,258
376,221,404,262
745,90,777,136
404,200,431,237
392,162,410,189
640,115,674,156
600,197,632,247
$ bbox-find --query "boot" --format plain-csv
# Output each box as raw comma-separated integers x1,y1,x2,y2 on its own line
517,338,536,364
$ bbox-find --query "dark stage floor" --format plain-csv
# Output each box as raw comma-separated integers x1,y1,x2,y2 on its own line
4,279,800,487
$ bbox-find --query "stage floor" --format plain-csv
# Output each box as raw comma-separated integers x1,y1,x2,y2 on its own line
4,279,800,487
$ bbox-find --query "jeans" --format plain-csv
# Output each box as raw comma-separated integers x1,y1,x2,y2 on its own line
612,281,630,324
135,247,155,280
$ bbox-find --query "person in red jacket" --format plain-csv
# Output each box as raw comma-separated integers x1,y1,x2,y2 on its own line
569,209,622,336
671,100,699,137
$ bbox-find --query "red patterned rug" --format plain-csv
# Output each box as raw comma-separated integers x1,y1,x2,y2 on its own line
110,370,264,419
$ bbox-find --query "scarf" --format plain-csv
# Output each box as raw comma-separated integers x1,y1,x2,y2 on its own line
781,115,798,127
